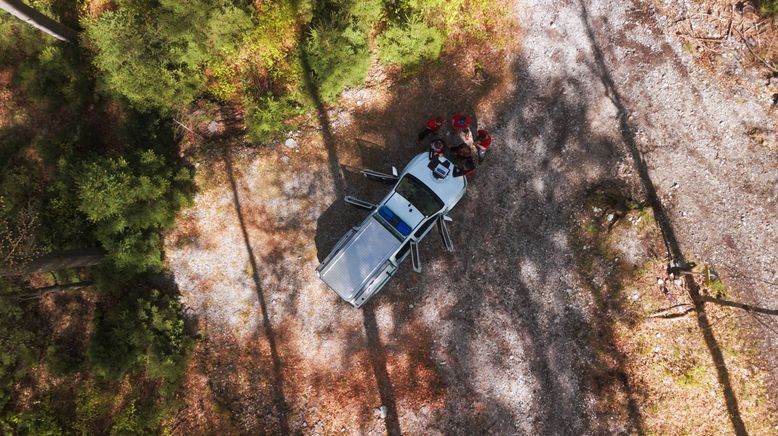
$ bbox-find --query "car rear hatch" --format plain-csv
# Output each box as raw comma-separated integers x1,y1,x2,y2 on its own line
318,215,402,302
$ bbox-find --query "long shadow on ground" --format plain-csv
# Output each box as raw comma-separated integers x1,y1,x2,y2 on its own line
292,1,401,433
223,146,291,434
578,2,747,434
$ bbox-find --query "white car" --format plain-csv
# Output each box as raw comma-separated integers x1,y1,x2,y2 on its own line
317,152,467,308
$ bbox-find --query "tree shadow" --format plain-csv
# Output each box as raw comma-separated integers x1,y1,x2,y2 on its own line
577,1,747,434
222,146,291,434
362,304,401,436
291,0,346,199
289,2,407,432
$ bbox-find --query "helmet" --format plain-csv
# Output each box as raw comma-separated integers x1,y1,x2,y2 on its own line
452,113,471,129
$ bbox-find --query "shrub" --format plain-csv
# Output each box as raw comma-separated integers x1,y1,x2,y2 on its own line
109,400,140,436
0,12,45,66
85,7,206,112
89,289,193,382
303,17,371,103
244,95,303,144
0,400,64,436
73,381,113,435
84,1,253,112
207,61,239,102
75,150,193,274
46,342,85,376
0,287,38,411
16,45,88,111
376,19,444,69
760,1,778,16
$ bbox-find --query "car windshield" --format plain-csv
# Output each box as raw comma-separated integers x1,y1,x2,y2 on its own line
395,175,444,217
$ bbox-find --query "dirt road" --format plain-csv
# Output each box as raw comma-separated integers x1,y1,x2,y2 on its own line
166,0,777,433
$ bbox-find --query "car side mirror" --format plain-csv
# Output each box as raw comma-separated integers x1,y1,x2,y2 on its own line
392,166,398,177
443,215,453,222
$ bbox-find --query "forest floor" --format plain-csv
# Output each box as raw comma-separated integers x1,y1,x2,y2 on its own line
164,0,778,434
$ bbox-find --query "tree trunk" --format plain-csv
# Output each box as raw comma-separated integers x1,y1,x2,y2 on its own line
0,0,77,43
13,281,93,300
1,248,105,276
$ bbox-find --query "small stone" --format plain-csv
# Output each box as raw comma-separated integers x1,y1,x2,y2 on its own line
207,120,219,134
379,406,387,419
409,304,414,309
606,213,615,223
280,155,291,163
657,278,665,285
630,291,640,301
673,279,682,286
284,138,298,149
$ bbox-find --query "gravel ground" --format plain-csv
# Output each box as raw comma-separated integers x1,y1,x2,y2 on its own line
165,0,777,433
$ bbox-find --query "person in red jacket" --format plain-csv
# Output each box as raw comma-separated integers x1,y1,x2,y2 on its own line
417,116,444,145
451,113,473,146
475,129,491,162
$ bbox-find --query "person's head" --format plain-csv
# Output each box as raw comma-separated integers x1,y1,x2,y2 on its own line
476,129,490,141
452,113,471,130
427,116,444,130
431,139,445,150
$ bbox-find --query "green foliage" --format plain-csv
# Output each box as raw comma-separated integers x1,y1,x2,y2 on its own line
84,7,204,112
45,342,85,376
87,287,193,433
0,400,64,436
760,1,778,16
0,285,39,411
207,61,239,102
244,95,303,144
345,0,385,32
84,1,253,112
75,150,193,273
0,13,46,66
110,400,140,436
205,5,254,56
16,45,91,111
89,289,193,383
376,19,444,69
303,17,371,103
73,381,113,434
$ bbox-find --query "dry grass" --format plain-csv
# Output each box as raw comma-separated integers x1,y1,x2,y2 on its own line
615,268,778,434
575,188,778,434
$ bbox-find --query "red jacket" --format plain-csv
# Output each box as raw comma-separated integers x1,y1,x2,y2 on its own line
476,129,492,149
